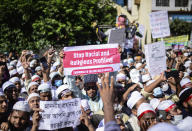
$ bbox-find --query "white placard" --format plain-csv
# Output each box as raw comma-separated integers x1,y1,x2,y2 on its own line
144,42,167,78
149,11,170,39
39,98,81,130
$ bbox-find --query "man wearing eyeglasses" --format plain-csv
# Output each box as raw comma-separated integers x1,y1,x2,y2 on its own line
84,74,103,113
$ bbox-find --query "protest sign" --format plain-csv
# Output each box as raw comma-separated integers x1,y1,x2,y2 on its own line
108,28,126,45
130,69,141,83
144,42,167,78
149,11,170,39
39,98,81,130
63,44,120,75
157,35,189,50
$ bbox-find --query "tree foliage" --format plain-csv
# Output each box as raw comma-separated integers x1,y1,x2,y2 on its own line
170,19,192,36
0,0,116,53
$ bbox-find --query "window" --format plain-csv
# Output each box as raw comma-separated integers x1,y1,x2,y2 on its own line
175,0,188,7
156,0,169,6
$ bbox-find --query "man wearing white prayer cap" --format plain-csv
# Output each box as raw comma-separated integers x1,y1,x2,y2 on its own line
180,78,192,88
9,77,22,93
157,100,182,124
9,69,18,77
0,92,8,125
27,93,40,111
27,81,39,94
2,81,18,112
7,101,31,131
35,66,42,77
116,73,128,87
31,75,41,85
56,85,73,100
126,91,146,131
137,103,156,131
179,88,192,118
38,83,52,101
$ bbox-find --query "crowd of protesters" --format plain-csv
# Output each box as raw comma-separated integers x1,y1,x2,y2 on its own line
0,16,192,131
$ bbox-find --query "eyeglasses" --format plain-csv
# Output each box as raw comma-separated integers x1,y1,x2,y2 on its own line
0,100,8,104
84,86,97,91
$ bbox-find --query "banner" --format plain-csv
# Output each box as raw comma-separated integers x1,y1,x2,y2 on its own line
144,42,167,78
63,44,120,75
39,98,81,130
149,11,170,38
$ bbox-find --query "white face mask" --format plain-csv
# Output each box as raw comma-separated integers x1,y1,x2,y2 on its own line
171,115,183,125
162,83,169,91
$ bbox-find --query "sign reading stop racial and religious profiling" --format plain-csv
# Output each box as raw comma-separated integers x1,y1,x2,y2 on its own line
149,11,170,39
63,44,121,76
38,98,81,130
144,41,167,78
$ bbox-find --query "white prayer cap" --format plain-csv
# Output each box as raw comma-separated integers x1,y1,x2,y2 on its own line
27,82,38,92
38,83,51,93
9,69,18,77
127,91,143,109
83,74,98,84
137,82,144,88
157,100,175,112
146,79,155,86
183,72,189,77
150,98,160,110
13,101,30,112
35,66,41,72
137,103,155,120
2,81,15,92
136,63,142,69
53,61,60,67
31,75,40,82
184,53,189,57
116,73,126,81
10,60,17,66
81,99,90,111
20,87,27,94
56,85,70,97
180,78,191,88
142,74,151,83
9,77,20,83
177,116,192,131
27,93,40,102
148,122,180,131
30,59,37,68
127,58,134,64
8,65,14,70
122,59,128,66
49,72,60,80
17,66,24,75
184,60,191,68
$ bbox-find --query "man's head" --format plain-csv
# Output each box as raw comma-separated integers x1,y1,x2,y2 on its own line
157,100,182,122
38,83,52,101
31,75,41,85
127,91,146,116
9,101,30,129
35,66,42,77
0,93,8,113
3,81,18,102
56,85,73,100
27,93,40,111
117,15,127,28
9,77,22,93
28,82,39,94
50,72,63,87
179,88,192,111
137,103,156,131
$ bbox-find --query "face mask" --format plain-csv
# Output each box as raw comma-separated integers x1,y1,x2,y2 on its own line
153,87,163,97
171,115,183,125
162,83,169,92
54,80,63,87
